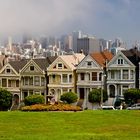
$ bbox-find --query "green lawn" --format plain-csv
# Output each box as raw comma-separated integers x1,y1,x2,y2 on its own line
0,110,140,140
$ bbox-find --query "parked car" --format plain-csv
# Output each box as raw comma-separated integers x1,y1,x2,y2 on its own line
126,103,140,110
101,106,115,110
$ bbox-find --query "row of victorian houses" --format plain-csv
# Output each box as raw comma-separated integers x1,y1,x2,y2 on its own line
0,47,139,109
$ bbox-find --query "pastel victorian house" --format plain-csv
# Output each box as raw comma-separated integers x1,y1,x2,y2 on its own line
0,60,27,107
76,51,113,109
106,51,135,105
47,53,85,101
19,57,57,102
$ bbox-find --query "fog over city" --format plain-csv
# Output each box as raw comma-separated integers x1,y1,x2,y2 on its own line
0,0,140,47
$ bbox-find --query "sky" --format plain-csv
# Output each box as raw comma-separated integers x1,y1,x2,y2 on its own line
0,0,140,47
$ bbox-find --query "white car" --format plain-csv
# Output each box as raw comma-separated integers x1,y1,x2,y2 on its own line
126,103,140,110
101,106,115,110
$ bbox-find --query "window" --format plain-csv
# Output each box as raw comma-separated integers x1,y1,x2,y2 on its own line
34,76,40,86
52,74,55,82
130,70,134,79
123,70,128,79
2,79,7,87
58,63,62,69
92,72,97,81
24,77,28,85
8,80,11,87
6,69,11,73
111,71,115,79
87,61,92,67
63,74,67,83
16,80,19,87
118,59,123,65
117,70,121,79
29,77,33,85
80,73,85,80
69,75,72,83
99,73,102,81
30,66,34,71
41,77,45,86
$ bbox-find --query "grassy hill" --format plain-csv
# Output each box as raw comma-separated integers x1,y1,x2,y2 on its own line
0,110,140,140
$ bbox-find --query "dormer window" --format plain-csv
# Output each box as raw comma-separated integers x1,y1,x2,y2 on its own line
118,59,123,65
6,69,10,73
30,66,34,71
87,61,92,66
58,63,62,69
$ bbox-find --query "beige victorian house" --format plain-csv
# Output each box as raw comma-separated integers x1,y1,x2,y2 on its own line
0,60,27,105
47,53,85,101
20,57,57,102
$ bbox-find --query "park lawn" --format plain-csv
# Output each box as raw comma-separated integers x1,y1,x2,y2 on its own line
0,110,140,140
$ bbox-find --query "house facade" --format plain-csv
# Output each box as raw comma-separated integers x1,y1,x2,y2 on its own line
76,51,113,109
47,53,85,101
107,51,135,104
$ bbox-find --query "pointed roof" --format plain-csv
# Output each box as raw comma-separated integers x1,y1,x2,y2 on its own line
59,53,85,70
9,56,57,73
9,59,29,73
90,50,113,67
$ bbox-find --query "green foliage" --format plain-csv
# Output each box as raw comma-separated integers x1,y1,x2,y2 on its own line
88,89,108,104
123,88,140,105
0,88,12,111
88,89,101,103
60,92,78,104
24,95,45,106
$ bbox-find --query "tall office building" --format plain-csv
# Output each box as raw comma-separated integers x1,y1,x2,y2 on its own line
72,31,82,53
77,37,100,55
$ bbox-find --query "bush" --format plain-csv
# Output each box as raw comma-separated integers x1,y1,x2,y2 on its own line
0,88,12,111
24,95,45,106
60,92,78,104
21,103,82,111
123,88,140,105
88,89,108,104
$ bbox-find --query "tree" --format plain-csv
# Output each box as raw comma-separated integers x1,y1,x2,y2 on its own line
24,95,45,106
0,88,12,111
88,89,108,105
60,92,78,104
123,88,140,105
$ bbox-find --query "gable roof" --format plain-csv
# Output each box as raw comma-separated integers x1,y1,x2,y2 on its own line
33,56,57,71
107,50,135,67
121,47,140,66
9,56,57,73
9,59,29,73
59,53,85,70
90,50,113,67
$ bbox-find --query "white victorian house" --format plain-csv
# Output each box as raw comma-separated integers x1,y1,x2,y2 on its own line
76,51,113,109
106,51,135,105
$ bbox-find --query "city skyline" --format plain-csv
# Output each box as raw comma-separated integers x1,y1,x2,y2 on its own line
0,0,140,47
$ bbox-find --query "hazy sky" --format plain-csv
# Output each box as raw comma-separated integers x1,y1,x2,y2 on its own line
0,0,140,47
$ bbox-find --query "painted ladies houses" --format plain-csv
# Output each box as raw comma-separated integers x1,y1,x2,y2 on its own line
0,56,57,108
76,51,113,109
47,53,85,101
106,51,135,105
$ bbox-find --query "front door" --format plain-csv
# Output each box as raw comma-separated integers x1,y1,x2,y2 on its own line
13,94,19,105
79,88,85,99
